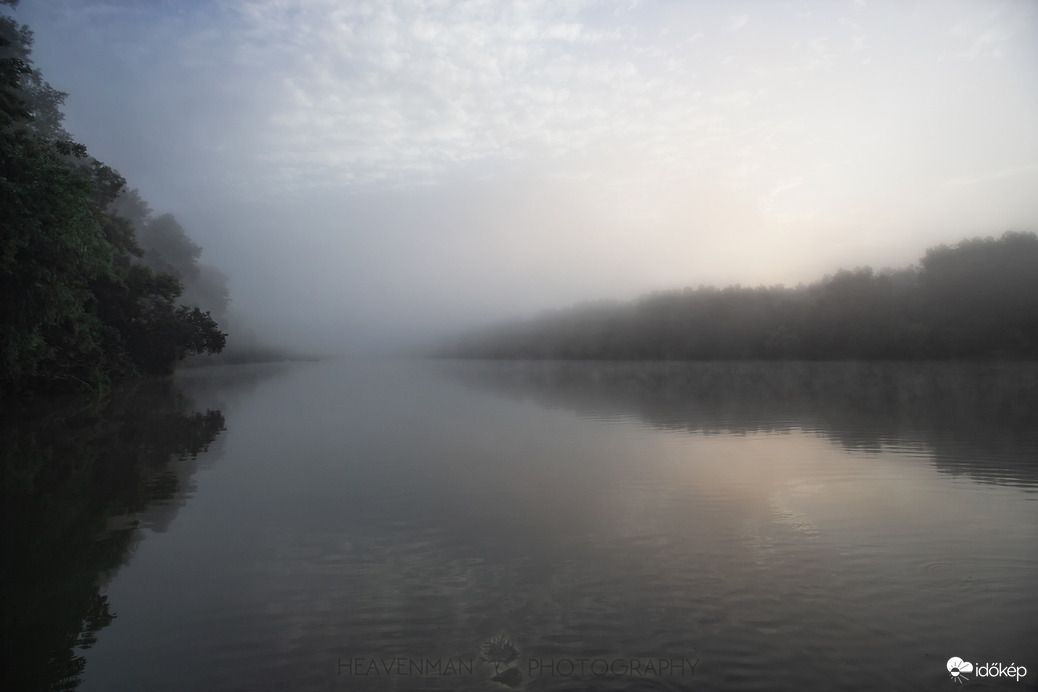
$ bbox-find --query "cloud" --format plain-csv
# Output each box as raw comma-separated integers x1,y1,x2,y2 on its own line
38,0,1035,211
195,1,848,199
223,0,652,190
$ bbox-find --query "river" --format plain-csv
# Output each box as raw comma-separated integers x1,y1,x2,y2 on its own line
4,359,1036,690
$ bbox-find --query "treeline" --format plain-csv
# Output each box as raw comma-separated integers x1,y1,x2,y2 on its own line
440,231,1038,360
1,6,225,393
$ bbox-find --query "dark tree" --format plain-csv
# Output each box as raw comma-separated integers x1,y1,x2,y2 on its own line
1,10,225,392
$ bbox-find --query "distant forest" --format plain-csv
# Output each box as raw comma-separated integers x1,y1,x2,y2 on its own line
440,231,1038,361
1,7,228,393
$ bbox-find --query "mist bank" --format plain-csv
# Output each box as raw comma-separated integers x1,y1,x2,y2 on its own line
109,192,301,368
437,232,1038,361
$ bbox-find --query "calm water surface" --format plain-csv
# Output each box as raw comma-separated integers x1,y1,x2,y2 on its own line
4,359,1037,691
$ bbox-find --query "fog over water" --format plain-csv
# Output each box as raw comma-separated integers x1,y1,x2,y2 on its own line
14,0,1038,353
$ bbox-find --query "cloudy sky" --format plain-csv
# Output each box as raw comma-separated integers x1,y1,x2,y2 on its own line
13,0,1038,351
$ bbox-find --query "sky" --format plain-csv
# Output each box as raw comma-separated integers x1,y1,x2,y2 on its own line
11,0,1038,352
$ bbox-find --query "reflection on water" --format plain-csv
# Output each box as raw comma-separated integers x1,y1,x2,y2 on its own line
443,360,1038,488
5,359,1037,691
0,381,224,692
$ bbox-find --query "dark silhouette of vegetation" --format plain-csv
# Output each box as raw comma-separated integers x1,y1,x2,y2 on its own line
439,232,1038,361
1,7,225,393
0,380,225,692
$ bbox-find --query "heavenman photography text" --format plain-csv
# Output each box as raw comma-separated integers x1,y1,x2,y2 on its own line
337,638,697,687
2,0,1036,690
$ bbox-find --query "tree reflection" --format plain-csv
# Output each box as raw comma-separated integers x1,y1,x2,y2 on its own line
1,380,224,691
443,360,1038,487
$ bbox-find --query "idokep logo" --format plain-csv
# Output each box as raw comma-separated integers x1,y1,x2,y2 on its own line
947,657,1028,684
947,657,973,683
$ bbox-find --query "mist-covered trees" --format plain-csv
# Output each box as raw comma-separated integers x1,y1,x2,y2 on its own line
441,232,1038,361
110,190,230,320
1,10,225,391
918,233,1038,357
109,187,293,366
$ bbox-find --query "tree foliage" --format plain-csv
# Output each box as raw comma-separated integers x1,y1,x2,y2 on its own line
441,232,1038,361
1,12,225,392
110,191,231,319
